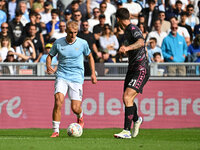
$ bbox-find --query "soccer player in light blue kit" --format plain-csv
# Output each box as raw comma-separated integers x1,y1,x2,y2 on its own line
46,21,97,138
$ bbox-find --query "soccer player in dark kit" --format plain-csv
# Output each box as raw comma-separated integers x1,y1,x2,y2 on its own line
114,8,150,139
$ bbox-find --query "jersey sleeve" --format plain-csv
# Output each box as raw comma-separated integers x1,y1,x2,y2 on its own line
83,42,91,56
130,26,144,40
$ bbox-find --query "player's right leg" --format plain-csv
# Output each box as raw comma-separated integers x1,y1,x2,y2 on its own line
51,79,68,137
114,88,138,139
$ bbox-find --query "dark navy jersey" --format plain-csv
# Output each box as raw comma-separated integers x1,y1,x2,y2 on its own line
123,24,148,70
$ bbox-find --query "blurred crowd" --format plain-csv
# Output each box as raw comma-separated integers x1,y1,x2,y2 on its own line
0,0,200,75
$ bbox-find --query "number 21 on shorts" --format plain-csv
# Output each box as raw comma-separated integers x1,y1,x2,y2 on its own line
128,79,136,87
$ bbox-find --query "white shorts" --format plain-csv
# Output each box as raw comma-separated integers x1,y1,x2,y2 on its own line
54,78,83,101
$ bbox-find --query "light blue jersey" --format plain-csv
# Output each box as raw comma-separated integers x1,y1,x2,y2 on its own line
49,37,91,84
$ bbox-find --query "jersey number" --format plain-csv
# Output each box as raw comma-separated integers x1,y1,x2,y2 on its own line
128,79,136,87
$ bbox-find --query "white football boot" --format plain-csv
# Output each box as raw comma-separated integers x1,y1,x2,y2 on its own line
132,116,143,138
114,129,131,139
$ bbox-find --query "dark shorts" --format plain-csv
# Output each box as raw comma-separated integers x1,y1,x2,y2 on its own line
124,67,150,94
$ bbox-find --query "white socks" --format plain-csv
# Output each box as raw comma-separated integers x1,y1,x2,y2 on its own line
52,121,60,133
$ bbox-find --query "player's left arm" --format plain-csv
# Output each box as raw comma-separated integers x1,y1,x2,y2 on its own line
87,53,97,84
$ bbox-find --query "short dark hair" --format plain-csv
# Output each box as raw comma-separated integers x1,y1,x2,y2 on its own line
51,9,59,15
15,10,23,17
148,0,156,4
153,52,161,58
180,11,188,16
187,4,194,10
71,0,79,5
29,11,37,18
175,0,182,5
150,37,157,43
116,8,130,20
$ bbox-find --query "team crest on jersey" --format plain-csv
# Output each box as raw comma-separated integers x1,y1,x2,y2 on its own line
134,31,140,37
75,47,79,51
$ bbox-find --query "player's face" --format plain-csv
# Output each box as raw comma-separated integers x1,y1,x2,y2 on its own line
117,18,125,30
66,27,78,42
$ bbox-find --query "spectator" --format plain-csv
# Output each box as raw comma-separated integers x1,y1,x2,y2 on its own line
165,0,174,21
72,10,82,31
2,51,18,75
137,13,146,26
152,52,167,76
23,11,45,49
66,0,80,16
36,13,42,25
161,23,187,76
8,10,24,48
31,0,45,13
40,43,57,63
103,0,116,24
100,49,114,63
40,43,57,73
99,24,119,61
186,4,199,31
168,16,190,44
158,11,171,33
40,1,52,24
0,6,7,31
62,9,72,23
78,20,102,62
123,0,142,25
172,0,184,21
187,34,200,63
88,7,100,33
147,37,164,63
111,0,123,32
0,36,14,62
15,37,36,62
146,19,167,48
138,23,148,41
169,0,188,11
18,1,30,26
51,21,67,39
27,24,43,62
178,11,193,43
194,23,200,37
142,0,159,32
86,0,103,16
46,9,60,40
0,0,8,14
8,0,17,21
99,2,111,25
93,14,107,48
77,0,89,21
0,23,10,39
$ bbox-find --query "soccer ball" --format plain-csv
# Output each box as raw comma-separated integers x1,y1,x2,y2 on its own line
67,123,83,137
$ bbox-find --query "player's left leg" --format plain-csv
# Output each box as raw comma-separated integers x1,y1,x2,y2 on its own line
71,100,84,128
69,82,84,128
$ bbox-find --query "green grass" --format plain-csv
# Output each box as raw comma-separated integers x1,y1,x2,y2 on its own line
0,128,200,150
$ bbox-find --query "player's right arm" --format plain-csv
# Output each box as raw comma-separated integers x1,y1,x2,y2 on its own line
46,54,56,74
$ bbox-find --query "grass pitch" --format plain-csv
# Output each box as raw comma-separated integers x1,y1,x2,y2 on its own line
0,128,199,150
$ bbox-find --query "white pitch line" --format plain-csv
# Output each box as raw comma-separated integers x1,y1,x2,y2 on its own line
0,137,54,140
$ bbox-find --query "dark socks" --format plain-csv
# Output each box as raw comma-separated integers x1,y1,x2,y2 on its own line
124,106,134,131
133,102,139,122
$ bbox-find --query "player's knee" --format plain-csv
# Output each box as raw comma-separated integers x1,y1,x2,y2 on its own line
123,94,134,106
54,94,64,108
71,104,80,114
